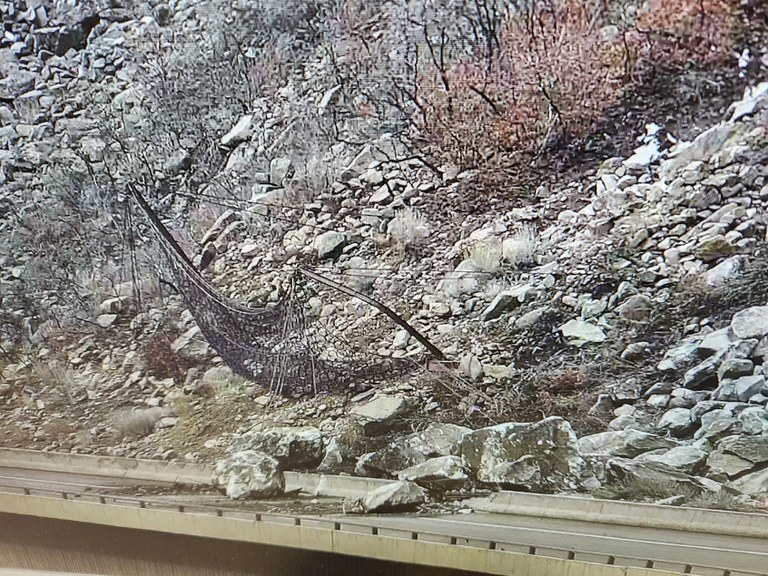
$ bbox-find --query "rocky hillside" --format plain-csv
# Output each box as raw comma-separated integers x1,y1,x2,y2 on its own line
2,0,768,508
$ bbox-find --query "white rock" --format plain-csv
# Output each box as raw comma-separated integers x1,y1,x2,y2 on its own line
361,480,426,512
220,114,254,147
212,451,285,499
96,314,117,328
731,306,768,339
314,230,346,259
560,319,606,345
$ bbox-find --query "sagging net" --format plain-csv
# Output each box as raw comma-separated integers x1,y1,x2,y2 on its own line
130,186,440,397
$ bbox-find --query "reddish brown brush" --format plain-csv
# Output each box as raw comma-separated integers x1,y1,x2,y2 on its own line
415,1,624,171
636,0,739,66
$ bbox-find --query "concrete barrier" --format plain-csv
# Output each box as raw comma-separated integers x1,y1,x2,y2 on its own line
465,491,768,539
0,448,212,485
0,448,396,498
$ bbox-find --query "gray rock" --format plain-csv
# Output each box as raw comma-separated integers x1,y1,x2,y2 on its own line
96,313,117,328
314,230,346,260
200,210,236,245
0,383,12,397
729,467,768,498
706,451,754,481
656,408,694,437
170,328,211,362
397,455,469,490
220,114,254,147
559,319,606,346
605,458,705,496
636,446,709,475
355,423,469,476
717,358,754,380
704,256,744,287
646,394,670,409
690,401,727,422
368,185,393,205
661,122,749,177
731,306,768,339
682,356,721,390
694,235,736,262
350,393,415,436
461,417,586,492
697,328,734,355
694,412,742,443
728,81,768,122
617,295,653,322
481,284,534,320
714,375,765,402
230,426,323,469
714,435,768,465
669,388,708,409
657,338,700,371
212,451,285,499
737,406,768,435
361,480,426,512
578,429,678,458
269,157,293,186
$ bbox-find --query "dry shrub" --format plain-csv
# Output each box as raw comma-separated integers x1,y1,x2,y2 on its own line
144,332,197,384
416,0,624,169
109,407,164,437
635,0,739,66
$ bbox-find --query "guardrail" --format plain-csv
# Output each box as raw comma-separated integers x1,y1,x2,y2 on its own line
0,483,764,576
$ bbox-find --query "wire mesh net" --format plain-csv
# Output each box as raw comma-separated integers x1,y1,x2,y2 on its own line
130,187,428,397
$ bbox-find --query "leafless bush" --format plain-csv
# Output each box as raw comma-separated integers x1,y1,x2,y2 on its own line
412,0,625,170
635,0,739,67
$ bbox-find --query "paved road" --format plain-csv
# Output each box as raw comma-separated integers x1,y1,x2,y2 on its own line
0,466,172,492
335,513,768,574
1,465,766,575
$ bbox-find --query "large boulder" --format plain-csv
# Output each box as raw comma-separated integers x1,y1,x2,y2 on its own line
578,429,678,458
730,306,768,339
230,426,323,470
350,393,415,436
605,458,706,497
706,435,768,481
355,423,470,477
728,468,768,498
460,417,586,492
397,456,470,491
361,481,427,513
212,451,285,499
635,446,709,475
